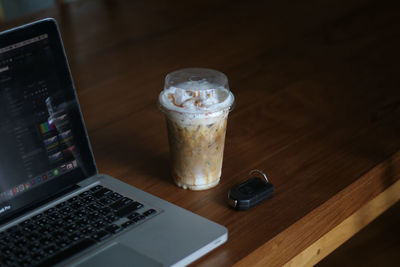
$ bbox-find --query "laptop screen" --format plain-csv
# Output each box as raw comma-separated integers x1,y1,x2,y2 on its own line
0,19,97,222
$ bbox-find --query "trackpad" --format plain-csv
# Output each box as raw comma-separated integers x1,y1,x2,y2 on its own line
76,243,162,267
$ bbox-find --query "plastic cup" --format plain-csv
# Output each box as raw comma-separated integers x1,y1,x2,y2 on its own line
158,68,234,190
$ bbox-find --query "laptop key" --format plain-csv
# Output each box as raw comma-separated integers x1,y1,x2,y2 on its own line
121,220,135,228
0,235,11,244
37,238,96,267
127,212,140,220
98,197,113,206
55,201,67,209
6,225,20,233
105,224,122,234
56,240,69,249
104,214,118,223
88,202,102,211
81,226,96,235
13,239,27,248
44,207,57,215
47,212,63,221
75,209,87,218
9,229,24,240
67,196,80,203
81,195,94,204
132,215,146,223
109,197,134,211
70,201,83,210
51,220,65,229
99,206,112,215
91,230,111,241
115,202,144,217
1,246,13,256
20,219,32,226
35,218,49,228
14,249,29,259
63,215,75,224
39,225,52,235
76,217,89,226
87,211,100,221
26,233,41,243
22,223,36,232
79,190,91,197
144,209,157,216
66,224,78,233
18,259,31,267
53,230,67,240
93,188,112,199
39,237,53,246
109,192,123,201
60,206,73,216
93,220,107,229
84,195,95,202
32,251,46,263
32,214,43,221
90,185,104,192
2,257,14,266
28,242,42,253
44,245,59,255
69,233,85,242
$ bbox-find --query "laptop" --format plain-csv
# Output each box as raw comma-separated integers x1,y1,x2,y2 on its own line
0,18,227,267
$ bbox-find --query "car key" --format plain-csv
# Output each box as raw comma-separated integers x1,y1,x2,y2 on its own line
228,170,274,210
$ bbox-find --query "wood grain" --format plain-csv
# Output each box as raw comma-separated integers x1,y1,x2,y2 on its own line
234,151,400,267
317,201,400,267
1,0,399,265
283,179,400,267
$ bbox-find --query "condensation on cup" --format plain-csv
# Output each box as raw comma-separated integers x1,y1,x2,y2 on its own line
158,68,235,190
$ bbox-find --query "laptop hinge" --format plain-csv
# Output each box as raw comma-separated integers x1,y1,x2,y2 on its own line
0,184,80,226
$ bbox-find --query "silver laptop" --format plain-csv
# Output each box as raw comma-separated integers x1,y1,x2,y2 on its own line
0,18,227,267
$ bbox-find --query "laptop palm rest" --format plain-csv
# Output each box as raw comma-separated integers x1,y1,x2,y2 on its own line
76,243,162,267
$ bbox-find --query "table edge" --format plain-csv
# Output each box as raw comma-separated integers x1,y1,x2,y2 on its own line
234,151,400,267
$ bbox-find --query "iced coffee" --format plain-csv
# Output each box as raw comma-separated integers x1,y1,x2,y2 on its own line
158,68,234,190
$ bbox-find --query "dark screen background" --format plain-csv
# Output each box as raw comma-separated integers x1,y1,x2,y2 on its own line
0,19,96,221
0,36,57,185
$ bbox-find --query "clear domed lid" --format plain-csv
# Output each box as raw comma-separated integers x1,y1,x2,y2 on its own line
159,68,234,114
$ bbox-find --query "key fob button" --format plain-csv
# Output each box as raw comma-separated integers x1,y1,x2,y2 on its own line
228,176,274,210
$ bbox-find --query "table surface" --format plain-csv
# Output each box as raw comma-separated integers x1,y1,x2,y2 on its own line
1,0,399,266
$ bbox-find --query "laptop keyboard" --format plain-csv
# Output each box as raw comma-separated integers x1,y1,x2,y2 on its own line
0,185,158,266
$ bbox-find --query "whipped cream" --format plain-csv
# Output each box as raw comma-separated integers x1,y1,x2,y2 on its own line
159,79,234,115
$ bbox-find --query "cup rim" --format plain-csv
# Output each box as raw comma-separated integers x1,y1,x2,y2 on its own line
157,90,235,115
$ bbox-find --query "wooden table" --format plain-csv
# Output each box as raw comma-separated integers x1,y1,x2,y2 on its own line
2,0,399,266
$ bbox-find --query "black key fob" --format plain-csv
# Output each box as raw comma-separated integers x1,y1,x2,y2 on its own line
228,170,274,210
